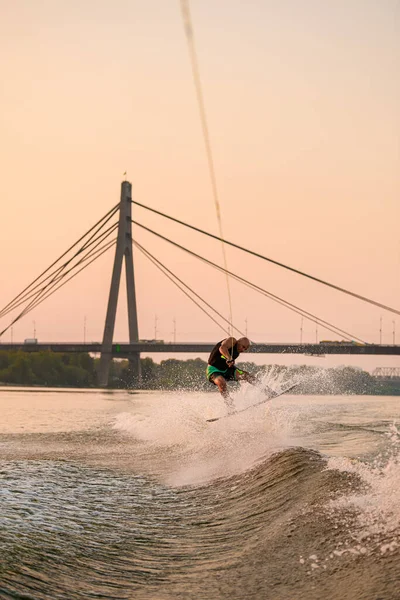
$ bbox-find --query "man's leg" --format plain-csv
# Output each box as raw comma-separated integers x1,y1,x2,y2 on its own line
211,374,235,413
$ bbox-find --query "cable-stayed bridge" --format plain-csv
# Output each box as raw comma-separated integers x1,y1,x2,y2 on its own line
1,181,399,386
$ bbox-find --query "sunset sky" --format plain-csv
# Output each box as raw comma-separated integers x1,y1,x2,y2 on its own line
1,0,399,370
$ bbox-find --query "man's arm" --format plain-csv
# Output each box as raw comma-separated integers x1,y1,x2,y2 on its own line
219,337,237,363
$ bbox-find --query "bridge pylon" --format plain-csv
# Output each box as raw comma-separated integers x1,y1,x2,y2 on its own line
98,180,141,387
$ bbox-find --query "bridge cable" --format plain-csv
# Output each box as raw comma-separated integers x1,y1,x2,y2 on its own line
4,237,118,335
133,241,231,336
0,238,117,337
0,203,119,317
5,235,118,327
0,221,119,319
180,0,235,349
132,239,245,337
132,219,364,343
132,219,366,343
131,200,400,318
0,236,116,338
19,236,117,315
0,211,119,318
0,226,118,319
0,203,119,319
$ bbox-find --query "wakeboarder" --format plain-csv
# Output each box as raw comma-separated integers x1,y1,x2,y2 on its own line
206,336,258,411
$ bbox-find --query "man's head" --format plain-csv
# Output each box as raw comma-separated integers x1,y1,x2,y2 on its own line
237,337,250,353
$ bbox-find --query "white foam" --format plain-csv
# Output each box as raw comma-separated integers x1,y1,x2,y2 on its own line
111,385,300,486
326,422,400,551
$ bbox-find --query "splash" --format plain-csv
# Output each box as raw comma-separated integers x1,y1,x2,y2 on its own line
111,384,301,486
326,422,400,554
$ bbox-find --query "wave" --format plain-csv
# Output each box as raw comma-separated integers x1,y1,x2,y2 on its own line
2,445,398,600
1,388,400,600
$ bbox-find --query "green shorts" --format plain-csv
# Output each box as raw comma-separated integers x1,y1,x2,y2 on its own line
206,365,244,383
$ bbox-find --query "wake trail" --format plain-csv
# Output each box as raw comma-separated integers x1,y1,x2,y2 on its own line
112,377,302,486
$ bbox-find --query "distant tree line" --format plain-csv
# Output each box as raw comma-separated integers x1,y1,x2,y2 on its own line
0,351,97,387
0,350,399,395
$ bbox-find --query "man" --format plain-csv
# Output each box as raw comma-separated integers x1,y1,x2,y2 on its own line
206,336,256,410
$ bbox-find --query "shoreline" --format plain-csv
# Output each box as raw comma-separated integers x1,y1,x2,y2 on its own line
1,382,399,396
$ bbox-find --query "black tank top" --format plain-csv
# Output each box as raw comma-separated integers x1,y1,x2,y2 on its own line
208,340,239,370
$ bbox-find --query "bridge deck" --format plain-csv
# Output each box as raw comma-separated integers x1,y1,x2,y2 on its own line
1,342,400,356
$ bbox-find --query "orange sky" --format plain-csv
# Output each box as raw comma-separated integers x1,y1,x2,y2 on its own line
1,0,399,370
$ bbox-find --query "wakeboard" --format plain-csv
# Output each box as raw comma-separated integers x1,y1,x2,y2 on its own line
206,383,298,423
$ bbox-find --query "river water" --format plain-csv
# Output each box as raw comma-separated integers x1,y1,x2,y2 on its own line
1,381,400,600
